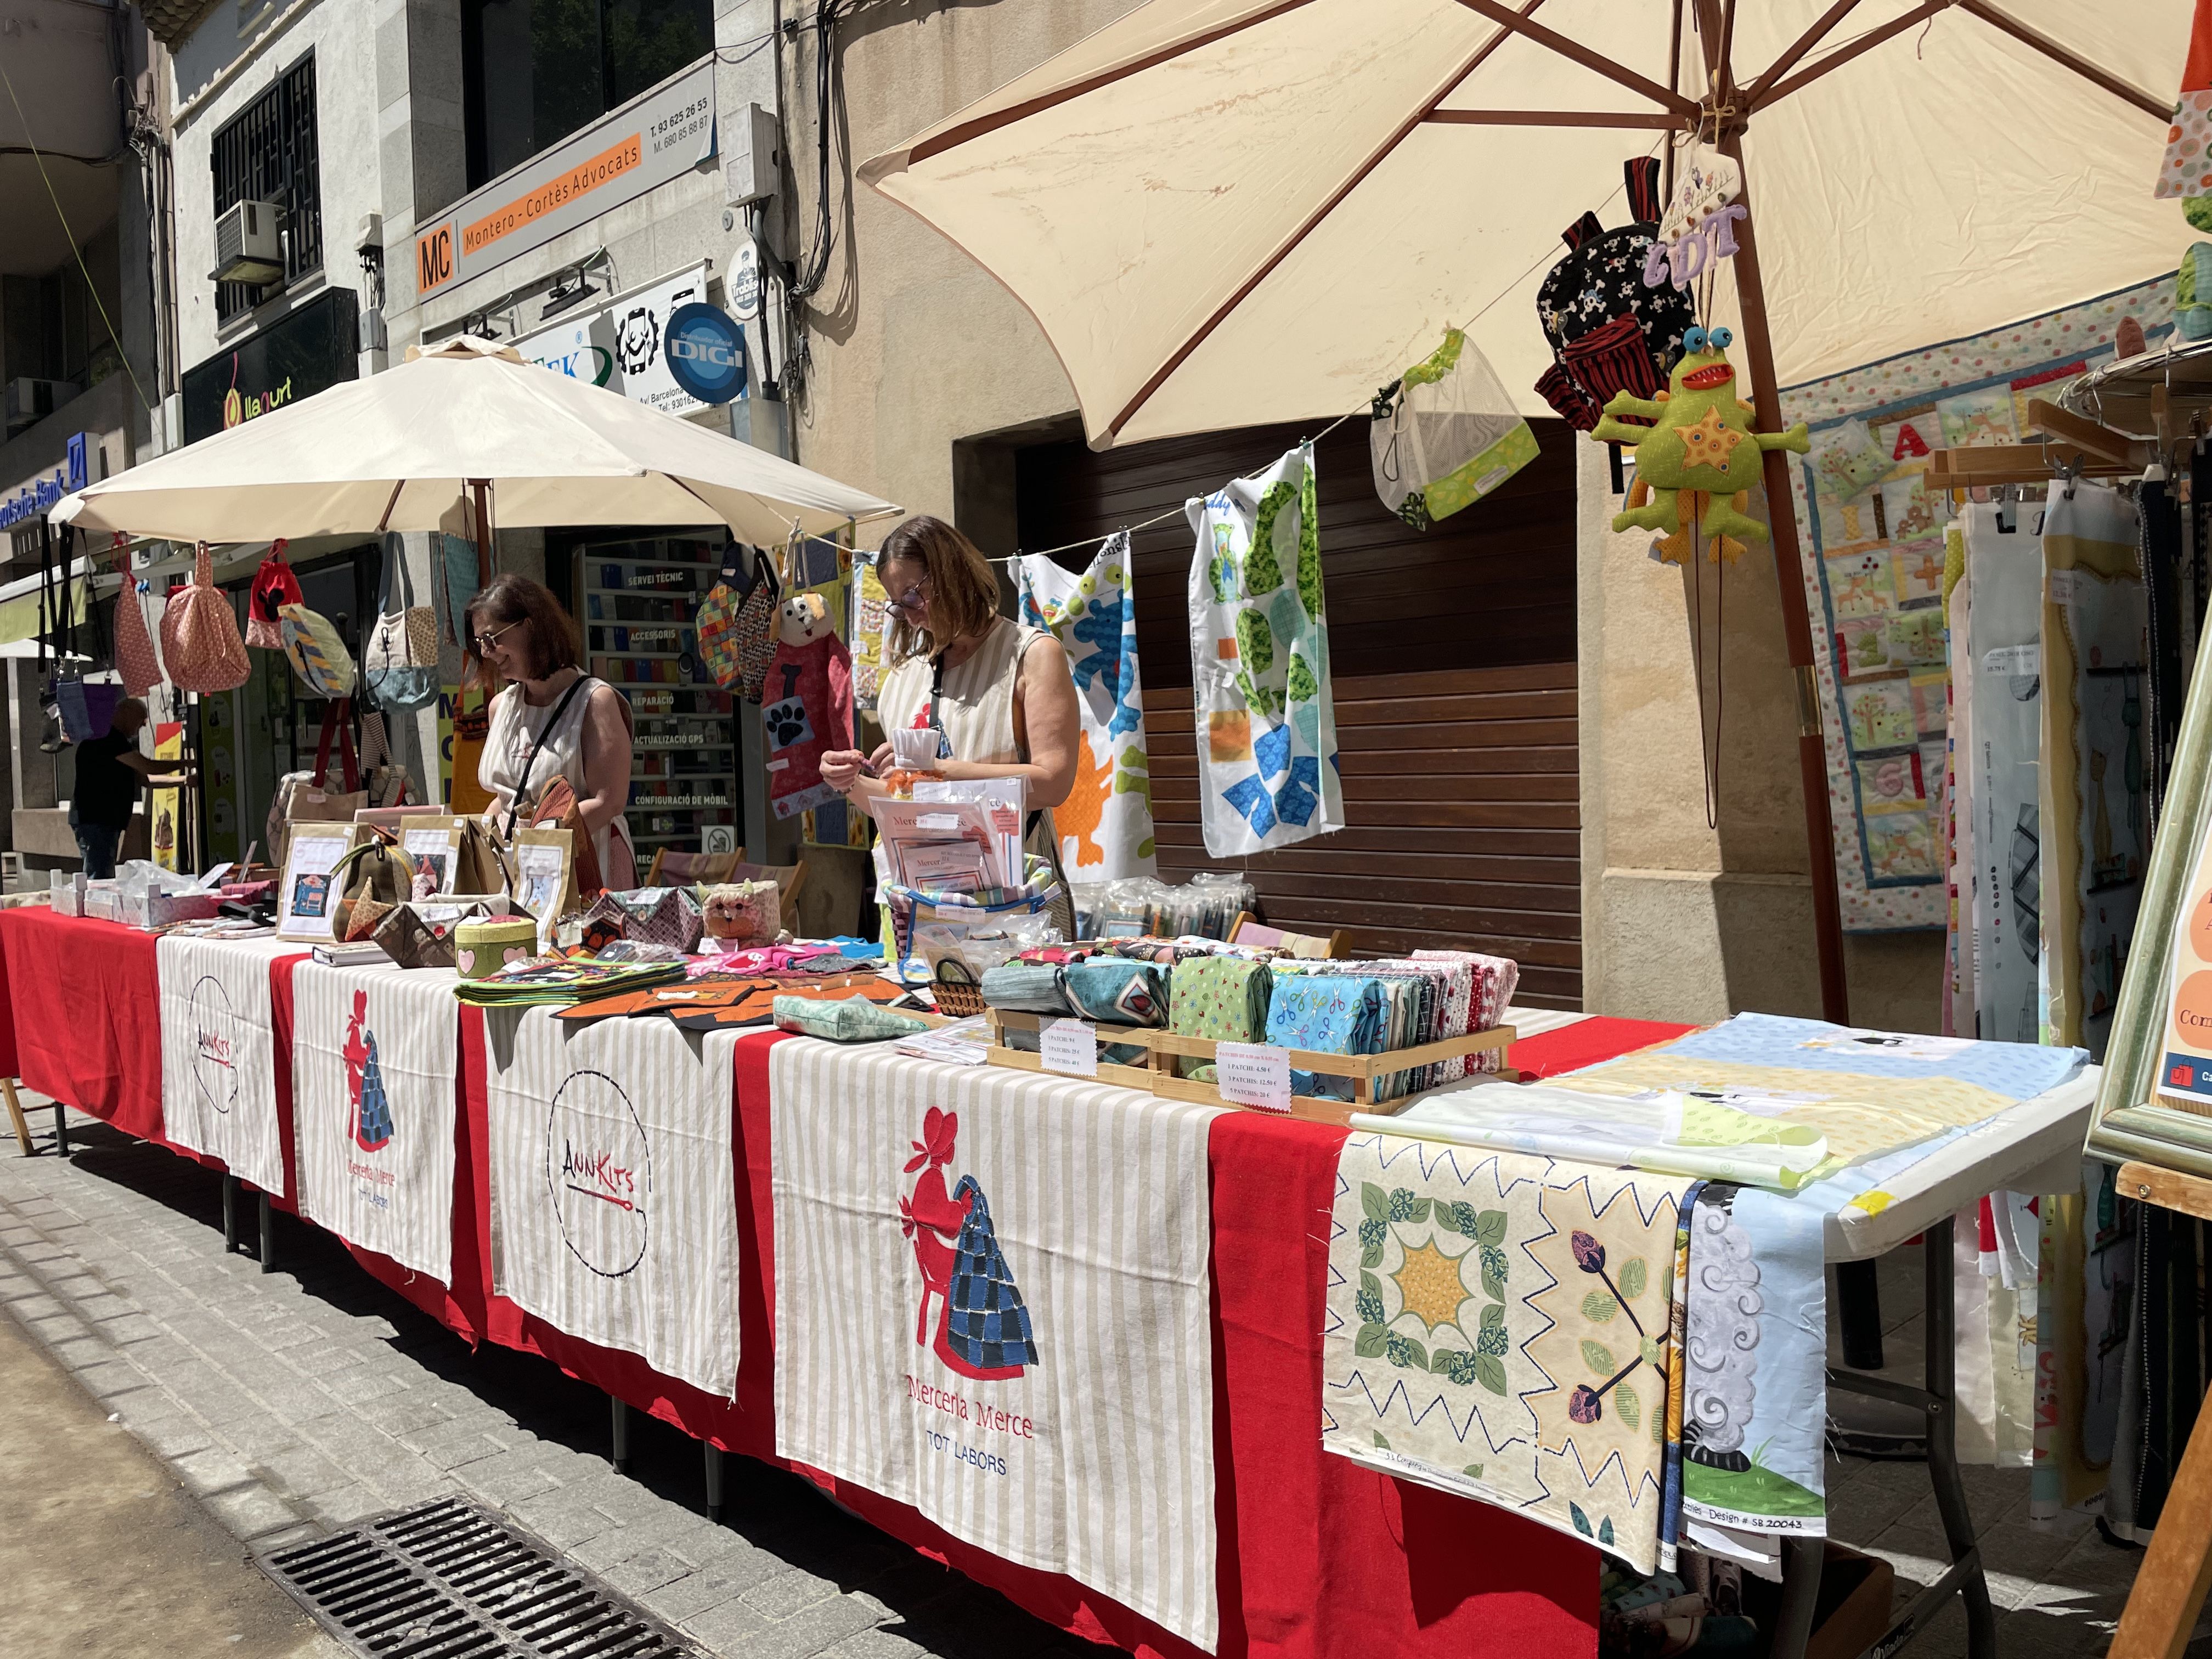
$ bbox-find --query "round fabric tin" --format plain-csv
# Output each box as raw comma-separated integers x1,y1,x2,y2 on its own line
453,916,538,981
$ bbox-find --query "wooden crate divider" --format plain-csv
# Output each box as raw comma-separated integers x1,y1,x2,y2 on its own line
983,1009,1516,1125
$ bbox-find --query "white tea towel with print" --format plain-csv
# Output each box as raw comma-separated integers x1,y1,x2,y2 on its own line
485,1008,742,1397
771,1040,1224,1652
1963,503,2044,1043
1017,531,1158,880
291,962,461,1285
158,934,298,1194
1184,441,1344,858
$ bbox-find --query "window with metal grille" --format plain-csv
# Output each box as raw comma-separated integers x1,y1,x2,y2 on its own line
210,58,324,324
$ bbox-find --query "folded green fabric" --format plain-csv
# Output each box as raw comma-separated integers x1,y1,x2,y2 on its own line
1169,956,1272,1078
980,961,1074,1015
772,996,929,1043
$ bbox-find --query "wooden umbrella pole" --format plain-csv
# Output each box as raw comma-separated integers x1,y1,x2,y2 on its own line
1717,123,1852,1024
470,478,492,589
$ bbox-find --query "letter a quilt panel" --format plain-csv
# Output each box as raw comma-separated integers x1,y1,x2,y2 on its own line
158,933,298,1195
484,1008,742,1398
770,1040,1223,1652
291,961,461,1285
1184,441,1344,858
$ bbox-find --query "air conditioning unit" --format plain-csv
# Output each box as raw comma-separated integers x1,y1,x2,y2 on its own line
3,377,80,436
210,199,285,285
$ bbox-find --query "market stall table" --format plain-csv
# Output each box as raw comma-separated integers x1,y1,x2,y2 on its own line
0,915,2102,1659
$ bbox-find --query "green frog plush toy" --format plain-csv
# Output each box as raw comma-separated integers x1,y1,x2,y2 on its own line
1592,325,1810,565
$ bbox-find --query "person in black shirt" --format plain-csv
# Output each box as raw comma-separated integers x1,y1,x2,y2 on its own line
70,697,192,879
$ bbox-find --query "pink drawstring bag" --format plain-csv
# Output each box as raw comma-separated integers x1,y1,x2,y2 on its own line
160,541,251,693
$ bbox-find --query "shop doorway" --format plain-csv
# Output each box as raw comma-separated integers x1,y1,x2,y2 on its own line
999,416,1584,1008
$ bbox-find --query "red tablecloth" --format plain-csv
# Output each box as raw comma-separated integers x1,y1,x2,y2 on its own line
460,1025,1595,1659
2,907,170,1144
1509,1016,1695,1079
4,918,1609,1659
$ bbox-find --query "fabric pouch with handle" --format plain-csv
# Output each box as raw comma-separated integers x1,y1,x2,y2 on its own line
329,831,415,942
54,676,122,744
374,898,500,969
731,555,781,703
162,541,251,693
115,577,163,695
364,532,439,709
281,602,358,698
247,540,303,650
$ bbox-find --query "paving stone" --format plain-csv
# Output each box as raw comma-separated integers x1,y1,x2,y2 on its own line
450,1446,565,1505
205,1482,306,1541
170,1445,256,1498
680,1596,770,1651
740,1594,884,1659
742,1568,840,1622
601,1545,696,1599
641,1568,759,1626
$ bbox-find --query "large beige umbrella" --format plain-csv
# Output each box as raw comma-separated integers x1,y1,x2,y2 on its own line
862,0,2183,1023
51,336,898,548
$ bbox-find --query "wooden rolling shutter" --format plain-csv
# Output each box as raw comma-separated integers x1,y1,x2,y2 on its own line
1014,417,1582,1008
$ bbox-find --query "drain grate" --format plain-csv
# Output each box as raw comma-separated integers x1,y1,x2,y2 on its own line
258,1495,704,1658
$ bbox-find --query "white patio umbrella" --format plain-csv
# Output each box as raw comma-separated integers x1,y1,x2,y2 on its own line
51,335,898,548
861,0,2185,1024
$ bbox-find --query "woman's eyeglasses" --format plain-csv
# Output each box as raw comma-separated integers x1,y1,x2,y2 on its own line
472,619,522,654
885,570,931,616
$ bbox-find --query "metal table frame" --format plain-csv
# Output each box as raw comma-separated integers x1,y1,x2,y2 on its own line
1772,1215,1994,1659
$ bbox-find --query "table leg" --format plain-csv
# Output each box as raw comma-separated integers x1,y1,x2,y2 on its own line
222,1173,240,1254
1825,1219,1993,1659
1,1078,31,1156
1835,1256,1885,1371
51,1103,67,1159
704,1441,725,1522
610,1395,630,1474
1770,1537,1827,1659
258,1192,275,1274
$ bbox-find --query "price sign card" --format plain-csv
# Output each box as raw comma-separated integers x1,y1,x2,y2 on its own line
1039,1017,1098,1078
2160,826,2212,1106
1215,1041,1292,1112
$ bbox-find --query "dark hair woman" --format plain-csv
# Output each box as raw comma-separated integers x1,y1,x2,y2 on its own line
464,573,637,890
819,515,1079,818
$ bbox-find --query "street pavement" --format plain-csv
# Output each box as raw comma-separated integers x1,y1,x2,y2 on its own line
0,1099,2157,1659
0,1103,1104,1659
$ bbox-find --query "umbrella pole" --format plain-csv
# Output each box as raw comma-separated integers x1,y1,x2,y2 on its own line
470,478,492,588
1718,126,1851,1025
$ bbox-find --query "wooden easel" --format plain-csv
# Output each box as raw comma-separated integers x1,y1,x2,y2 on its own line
2108,1160,2212,1659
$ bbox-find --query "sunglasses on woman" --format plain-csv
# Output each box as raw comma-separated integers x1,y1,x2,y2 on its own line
472,618,523,654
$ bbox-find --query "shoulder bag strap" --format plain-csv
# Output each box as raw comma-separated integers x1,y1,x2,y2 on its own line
501,675,591,840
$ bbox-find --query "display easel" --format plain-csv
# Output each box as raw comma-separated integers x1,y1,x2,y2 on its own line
2109,1161,2212,1659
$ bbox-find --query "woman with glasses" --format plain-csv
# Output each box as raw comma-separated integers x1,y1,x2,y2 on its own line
466,573,637,891
820,515,1079,850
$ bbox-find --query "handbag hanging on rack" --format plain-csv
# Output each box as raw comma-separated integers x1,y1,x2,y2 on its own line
364,532,440,709
163,542,252,693
247,540,302,650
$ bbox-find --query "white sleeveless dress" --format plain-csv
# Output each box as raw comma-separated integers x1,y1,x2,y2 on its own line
479,675,637,890
877,616,1063,868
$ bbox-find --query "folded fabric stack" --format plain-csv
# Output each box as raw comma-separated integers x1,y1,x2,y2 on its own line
978,961,1075,1015
1414,948,1519,1076
1062,958,1169,1026
772,995,929,1043
1167,953,1274,1079
1266,972,1391,1099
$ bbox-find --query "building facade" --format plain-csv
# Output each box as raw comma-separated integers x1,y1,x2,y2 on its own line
142,0,1937,1021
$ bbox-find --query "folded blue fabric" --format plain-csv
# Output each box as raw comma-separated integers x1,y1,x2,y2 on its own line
979,961,1073,1015
1062,958,1169,1026
1269,974,1388,1101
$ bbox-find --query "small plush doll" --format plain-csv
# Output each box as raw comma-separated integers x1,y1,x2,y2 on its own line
1590,325,1810,565
763,590,854,819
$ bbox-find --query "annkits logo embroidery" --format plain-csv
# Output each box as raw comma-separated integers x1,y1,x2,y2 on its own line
188,975,240,1116
543,1068,652,1277
899,1107,1037,1381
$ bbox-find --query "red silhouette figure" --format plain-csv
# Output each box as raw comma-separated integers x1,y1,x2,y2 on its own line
342,989,371,1110
899,1107,1027,1381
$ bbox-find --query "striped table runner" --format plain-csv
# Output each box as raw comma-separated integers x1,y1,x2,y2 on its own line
157,934,300,1194
484,1008,742,1397
291,962,462,1285
771,1039,1224,1652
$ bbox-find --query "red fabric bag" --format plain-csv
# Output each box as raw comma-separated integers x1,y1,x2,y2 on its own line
114,575,163,696
247,539,302,650
160,542,251,693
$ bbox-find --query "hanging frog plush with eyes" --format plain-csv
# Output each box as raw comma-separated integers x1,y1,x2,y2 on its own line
1591,325,1811,565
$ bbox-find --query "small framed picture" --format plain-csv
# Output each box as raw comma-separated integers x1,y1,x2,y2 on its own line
277,827,353,941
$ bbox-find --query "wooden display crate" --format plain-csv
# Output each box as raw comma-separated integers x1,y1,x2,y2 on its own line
983,1010,1516,1124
